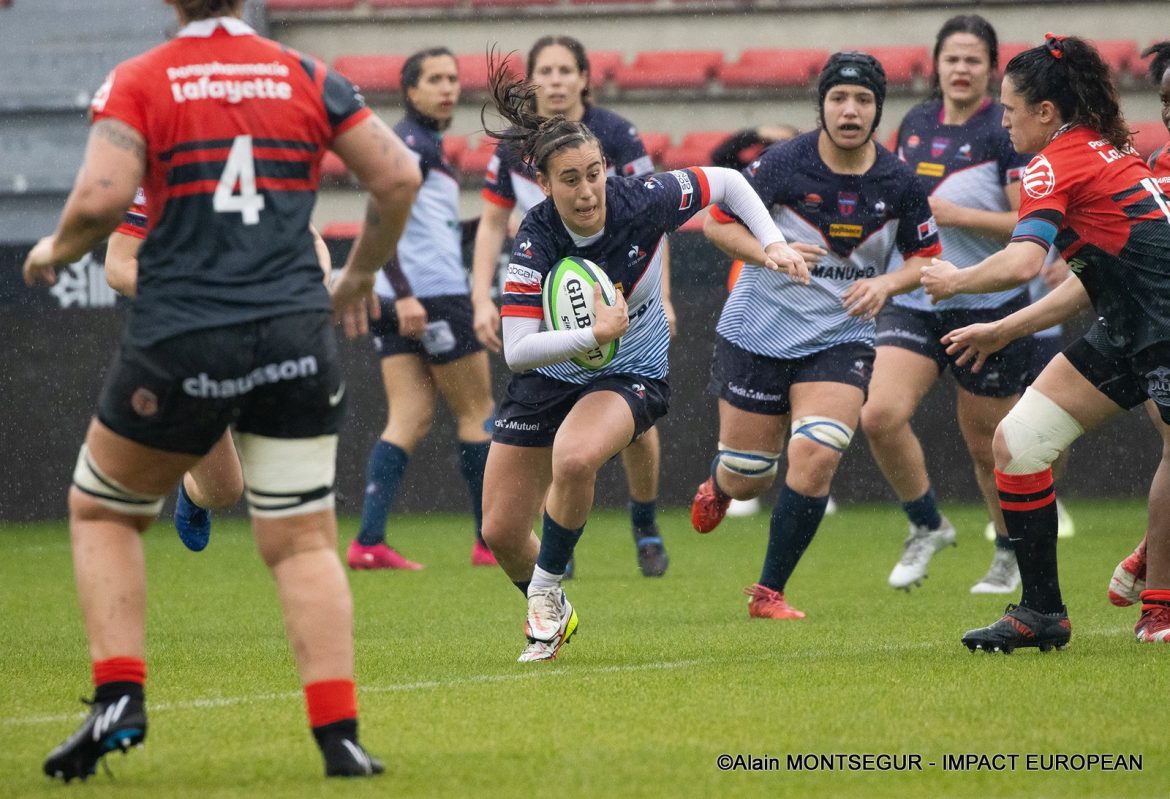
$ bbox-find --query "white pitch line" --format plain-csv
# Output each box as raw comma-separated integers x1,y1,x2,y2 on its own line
3,624,1132,729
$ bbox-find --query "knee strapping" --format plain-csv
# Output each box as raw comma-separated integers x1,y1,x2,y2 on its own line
237,433,338,518
715,443,780,479
72,445,165,516
999,388,1084,474
791,416,854,452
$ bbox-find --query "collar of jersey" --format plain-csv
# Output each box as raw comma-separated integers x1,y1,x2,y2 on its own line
176,16,255,38
560,215,605,247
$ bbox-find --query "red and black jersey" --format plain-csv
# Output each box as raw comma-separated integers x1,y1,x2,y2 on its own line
1011,125,1170,356
91,17,371,346
1149,143,1170,183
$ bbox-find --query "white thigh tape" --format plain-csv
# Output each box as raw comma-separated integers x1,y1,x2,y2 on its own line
71,445,165,516
237,433,338,518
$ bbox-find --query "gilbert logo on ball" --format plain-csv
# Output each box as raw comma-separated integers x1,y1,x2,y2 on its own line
542,256,620,369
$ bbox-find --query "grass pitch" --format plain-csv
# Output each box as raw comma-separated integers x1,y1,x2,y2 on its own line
1,500,1165,798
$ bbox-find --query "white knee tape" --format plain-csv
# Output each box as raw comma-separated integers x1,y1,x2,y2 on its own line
236,434,338,518
716,443,780,479
1000,387,1084,474
71,445,165,516
791,416,854,452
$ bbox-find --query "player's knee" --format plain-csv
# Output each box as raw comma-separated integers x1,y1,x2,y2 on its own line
996,388,1084,474
860,402,904,440
71,445,165,520
552,448,601,485
714,444,781,496
237,433,337,518
387,414,432,449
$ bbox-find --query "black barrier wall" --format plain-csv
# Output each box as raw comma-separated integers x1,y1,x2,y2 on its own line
0,235,1160,522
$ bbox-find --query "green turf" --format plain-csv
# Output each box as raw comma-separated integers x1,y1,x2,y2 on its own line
1,500,1165,797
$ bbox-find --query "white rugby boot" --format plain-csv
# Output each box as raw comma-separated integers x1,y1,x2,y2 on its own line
888,516,957,590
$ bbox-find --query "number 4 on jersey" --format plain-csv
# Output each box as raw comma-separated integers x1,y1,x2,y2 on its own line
213,135,265,225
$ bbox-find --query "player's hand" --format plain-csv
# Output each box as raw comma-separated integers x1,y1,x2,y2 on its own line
472,296,502,353
927,196,964,228
842,276,889,319
942,322,1008,373
23,236,61,287
762,241,811,285
593,284,629,345
394,297,427,340
330,266,380,339
791,241,826,267
921,258,960,303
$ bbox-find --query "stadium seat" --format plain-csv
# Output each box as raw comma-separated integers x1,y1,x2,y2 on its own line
320,151,349,181
368,0,458,7
1131,121,1169,159
612,50,724,91
852,45,930,86
998,41,1032,68
660,130,728,170
637,131,671,163
320,221,363,240
460,137,501,176
267,0,356,9
332,55,407,94
457,52,521,93
1090,39,1141,79
443,134,468,168
586,50,625,86
719,48,830,89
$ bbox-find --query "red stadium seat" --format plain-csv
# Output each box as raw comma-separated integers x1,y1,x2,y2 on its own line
443,134,468,168
852,45,930,86
320,221,363,240
320,151,350,181
368,0,458,7
268,0,356,9
471,0,556,6
998,41,1032,68
1131,121,1169,159
1090,39,1141,79
660,131,728,170
460,137,502,176
637,131,671,162
457,53,522,93
586,50,625,85
613,50,724,91
332,55,407,94
719,48,830,89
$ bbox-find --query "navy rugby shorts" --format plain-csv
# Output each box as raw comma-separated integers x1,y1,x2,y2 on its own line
372,294,483,365
98,310,345,454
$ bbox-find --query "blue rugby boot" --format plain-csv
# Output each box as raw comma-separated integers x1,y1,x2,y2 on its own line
174,481,212,552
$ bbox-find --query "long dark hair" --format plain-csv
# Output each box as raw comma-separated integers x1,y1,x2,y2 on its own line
527,35,593,106
1143,41,1170,85
400,47,456,131
482,52,601,175
929,14,999,99
1004,35,1130,152
174,0,242,20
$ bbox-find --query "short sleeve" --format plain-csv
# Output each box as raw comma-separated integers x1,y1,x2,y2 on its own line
90,65,147,137
636,169,712,233
894,176,942,258
321,65,372,138
709,146,781,225
500,214,554,319
114,186,149,239
482,142,517,209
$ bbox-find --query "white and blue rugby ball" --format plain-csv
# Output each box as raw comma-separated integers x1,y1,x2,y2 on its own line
542,256,621,370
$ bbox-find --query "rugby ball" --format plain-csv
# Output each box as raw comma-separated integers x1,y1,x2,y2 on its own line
542,256,620,370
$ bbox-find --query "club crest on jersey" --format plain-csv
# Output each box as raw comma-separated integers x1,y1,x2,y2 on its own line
670,170,695,210
131,387,159,418
1023,155,1056,199
931,137,950,158
802,192,823,211
516,238,533,258
837,192,859,217
1147,367,1170,405
906,134,921,149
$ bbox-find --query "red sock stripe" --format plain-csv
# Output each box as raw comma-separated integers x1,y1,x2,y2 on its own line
1140,588,1170,604
994,468,1054,495
92,657,146,688
304,679,357,728
999,496,1057,512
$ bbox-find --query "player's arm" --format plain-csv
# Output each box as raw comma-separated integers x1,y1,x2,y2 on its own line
842,253,934,319
928,181,1021,243
329,115,421,337
922,240,1047,302
104,230,141,297
659,237,677,337
310,225,332,285
470,200,512,352
502,285,628,372
24,119,144,286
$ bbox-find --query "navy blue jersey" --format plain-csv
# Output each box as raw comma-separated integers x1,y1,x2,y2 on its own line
712,131,940,359
501,169,710,383
375,111,465,300
892,99,1030,311
92,17,371,346
482,105,653,213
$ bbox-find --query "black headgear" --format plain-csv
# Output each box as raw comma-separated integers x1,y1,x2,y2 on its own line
817,51,888,132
